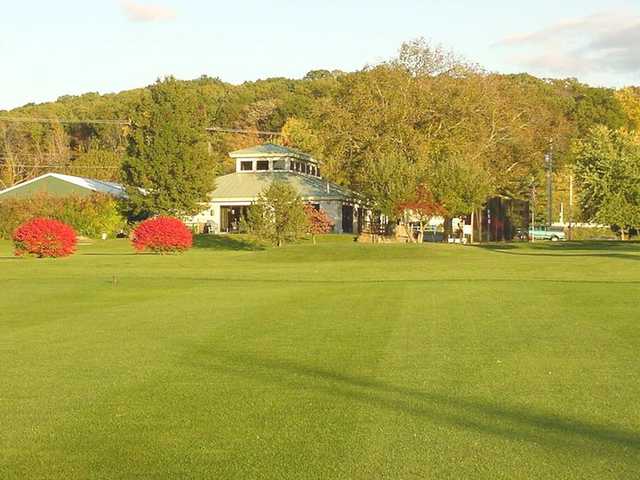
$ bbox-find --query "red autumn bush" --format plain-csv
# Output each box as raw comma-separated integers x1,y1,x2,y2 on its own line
304,204,334,244
304,204,334,235
13,218,77,258
131,216,193,253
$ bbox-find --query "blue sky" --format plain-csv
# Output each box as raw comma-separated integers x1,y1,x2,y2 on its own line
2,0,639,110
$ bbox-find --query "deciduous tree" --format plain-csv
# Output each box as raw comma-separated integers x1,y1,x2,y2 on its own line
304,204,334,243
395,185,447,243
574,126,640,239
616,87,640,130
243,182,308,246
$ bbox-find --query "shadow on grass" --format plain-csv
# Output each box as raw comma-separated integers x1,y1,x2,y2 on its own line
81,253,139,256
171,276,640,286
193,234,264,251
197,350,640,456
475,241,640,261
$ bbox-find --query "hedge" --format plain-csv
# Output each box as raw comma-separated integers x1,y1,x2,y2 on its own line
0,193,125,239
568,226,617,241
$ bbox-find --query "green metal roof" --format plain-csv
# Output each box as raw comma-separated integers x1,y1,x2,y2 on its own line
0,173,126,200
210,172,354,201
229,143,314,162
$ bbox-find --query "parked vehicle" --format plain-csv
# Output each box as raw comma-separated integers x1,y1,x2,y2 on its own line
515,228,529,241
529,225,566,241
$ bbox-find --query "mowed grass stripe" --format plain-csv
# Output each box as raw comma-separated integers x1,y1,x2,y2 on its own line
1,238,639,479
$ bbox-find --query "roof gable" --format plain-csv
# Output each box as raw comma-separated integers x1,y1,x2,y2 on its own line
48,173,126,196
0,173,126,199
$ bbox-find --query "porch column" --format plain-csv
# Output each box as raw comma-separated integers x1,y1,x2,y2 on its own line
212,204,221,233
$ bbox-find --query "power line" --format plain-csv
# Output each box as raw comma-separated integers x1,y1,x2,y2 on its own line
0,153,125,159
0,117,281,136
206,126,282,136
0,163,119,169
0,117,129,125
0,153,83,157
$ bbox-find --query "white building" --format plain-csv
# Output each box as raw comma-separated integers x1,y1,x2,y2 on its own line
186,144,364,234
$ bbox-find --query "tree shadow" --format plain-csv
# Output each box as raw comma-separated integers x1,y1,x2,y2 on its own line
473,243,519,251
172,275,640,286
474,241,640,261
190,349,640,457
529,241,640,252
193,234,264,251
81,253,139,256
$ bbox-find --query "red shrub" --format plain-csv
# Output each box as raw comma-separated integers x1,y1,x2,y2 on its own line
304,204,334,235
132,216,193,253
13,218,77,258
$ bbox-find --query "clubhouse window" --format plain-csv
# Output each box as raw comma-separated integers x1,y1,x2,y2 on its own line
273,159,286,171
256,160,270,171
240,161,253,171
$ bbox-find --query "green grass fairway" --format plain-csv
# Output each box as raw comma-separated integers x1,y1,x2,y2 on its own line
2,237,639,479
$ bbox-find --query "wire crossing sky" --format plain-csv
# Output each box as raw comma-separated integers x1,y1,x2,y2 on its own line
2,0,639,110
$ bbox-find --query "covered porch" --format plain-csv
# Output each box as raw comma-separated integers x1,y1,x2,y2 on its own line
219,205,250,233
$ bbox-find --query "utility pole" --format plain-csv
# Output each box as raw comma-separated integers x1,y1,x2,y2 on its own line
545,139,554,226
568,174,574,240
530,182,536,243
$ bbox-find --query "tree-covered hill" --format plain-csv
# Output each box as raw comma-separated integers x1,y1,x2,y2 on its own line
1,39,637,224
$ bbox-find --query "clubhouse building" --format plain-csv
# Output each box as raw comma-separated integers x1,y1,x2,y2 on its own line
0,144,367,236
186,144,365,234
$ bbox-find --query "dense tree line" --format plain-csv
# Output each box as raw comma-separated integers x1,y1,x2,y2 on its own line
1,39,637,227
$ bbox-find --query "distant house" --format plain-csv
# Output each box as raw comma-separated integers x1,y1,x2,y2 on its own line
0,173,126,200
186,144,365,234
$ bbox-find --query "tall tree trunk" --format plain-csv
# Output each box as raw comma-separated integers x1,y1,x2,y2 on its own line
402,213,416,243
443,217,452,243
470,210,475,244
404,223,416,243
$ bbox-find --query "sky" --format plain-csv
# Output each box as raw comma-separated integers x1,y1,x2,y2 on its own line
1,0,639,110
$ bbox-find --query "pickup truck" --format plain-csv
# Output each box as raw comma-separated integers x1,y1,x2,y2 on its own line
529,225,566,241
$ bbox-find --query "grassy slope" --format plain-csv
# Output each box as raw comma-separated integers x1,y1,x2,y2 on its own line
1,237,639,479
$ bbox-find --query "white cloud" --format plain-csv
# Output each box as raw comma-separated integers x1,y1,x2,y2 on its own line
120,0,176,22
495,10,640,79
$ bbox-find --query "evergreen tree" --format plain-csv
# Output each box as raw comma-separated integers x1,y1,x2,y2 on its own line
122,77,216,217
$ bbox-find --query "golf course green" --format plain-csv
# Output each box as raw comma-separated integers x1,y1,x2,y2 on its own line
2,236,639,479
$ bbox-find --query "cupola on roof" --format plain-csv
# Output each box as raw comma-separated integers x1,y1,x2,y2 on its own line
229,143,316,164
